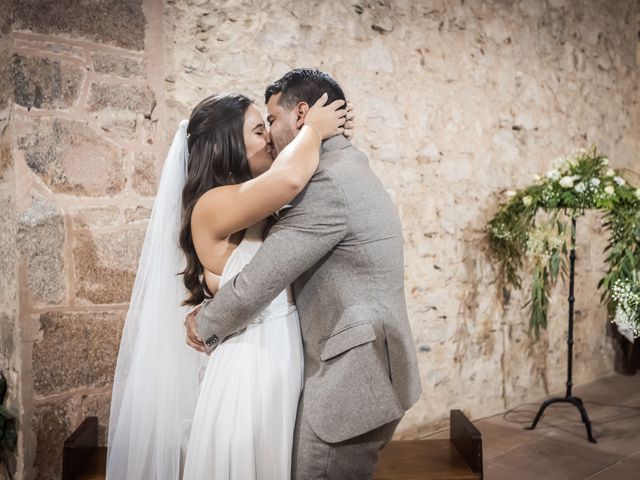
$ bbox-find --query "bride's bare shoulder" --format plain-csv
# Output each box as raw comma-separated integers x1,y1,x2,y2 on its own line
192,186,227,219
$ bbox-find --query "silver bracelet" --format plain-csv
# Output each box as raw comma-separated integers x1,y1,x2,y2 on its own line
303,122,322,140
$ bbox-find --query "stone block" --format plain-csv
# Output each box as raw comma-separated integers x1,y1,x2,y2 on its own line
97,111,138,140
73,228,145,304
32,396,81,480
33,310,124,396
88,83,155,117
17,194,66,305
17,117,126,196
125,205,151,223
132,151,159,196
70,206,120,229
13,0,145,51
11,54,83,110
91,51,145,78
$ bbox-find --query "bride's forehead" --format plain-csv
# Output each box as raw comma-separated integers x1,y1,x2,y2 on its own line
244,104,265,122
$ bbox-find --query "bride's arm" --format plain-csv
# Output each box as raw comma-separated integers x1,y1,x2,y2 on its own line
192,94,346,240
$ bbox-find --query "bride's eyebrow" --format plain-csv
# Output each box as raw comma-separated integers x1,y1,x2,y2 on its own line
252,123,265,131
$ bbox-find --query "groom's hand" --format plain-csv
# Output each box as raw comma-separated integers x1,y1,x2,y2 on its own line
185,306,207,353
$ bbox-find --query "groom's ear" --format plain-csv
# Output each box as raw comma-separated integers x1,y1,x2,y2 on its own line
294,101,310,130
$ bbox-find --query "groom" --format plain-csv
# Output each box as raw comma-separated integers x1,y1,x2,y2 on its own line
187,68,421,478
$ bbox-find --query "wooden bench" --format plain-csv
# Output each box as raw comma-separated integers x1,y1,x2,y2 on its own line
374,410,483,479
64,410,482,479
62,417,106,480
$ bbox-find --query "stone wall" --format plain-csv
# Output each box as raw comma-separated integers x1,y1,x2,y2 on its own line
0,1,18,478
3,0,169,478
164,0,639,439
0,0,638,478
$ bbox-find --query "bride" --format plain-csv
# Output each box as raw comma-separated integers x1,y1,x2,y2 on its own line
106,92,353,479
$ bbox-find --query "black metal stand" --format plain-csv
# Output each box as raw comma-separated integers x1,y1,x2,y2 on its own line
525,217,597,443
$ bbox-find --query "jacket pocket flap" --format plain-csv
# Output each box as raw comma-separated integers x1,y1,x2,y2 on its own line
319,322,376,361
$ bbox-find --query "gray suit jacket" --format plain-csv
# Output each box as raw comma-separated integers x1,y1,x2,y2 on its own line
195,135,422,443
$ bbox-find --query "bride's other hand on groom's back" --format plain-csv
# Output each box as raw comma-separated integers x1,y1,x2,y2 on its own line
185,305,207,353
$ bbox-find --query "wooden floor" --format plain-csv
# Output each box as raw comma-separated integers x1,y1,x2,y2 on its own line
375,439,481,479
427,374,640,480
67,374,640,480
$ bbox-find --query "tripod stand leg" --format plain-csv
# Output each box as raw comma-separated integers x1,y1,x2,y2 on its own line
571,397,597,443
583,420,597,444
525,398,561,430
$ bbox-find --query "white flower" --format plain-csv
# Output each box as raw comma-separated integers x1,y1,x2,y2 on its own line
572,147,587,156
635,188,640,199
602,157,609,165
546,169,561,180
604,185,615,195
559,176,575,188
590,178,601,187
533,174,542,182
614,176,626,186
606,168,615,177
523,196,532,206
551,157,565,170
574,182,586,193
506,190,517,198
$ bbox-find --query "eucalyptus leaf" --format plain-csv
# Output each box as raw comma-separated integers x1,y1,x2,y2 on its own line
0,406,12,420
1,422,16,451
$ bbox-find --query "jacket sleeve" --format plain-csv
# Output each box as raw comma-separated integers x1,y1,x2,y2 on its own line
195,170,349,353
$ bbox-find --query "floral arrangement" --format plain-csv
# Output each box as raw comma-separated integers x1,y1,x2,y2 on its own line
612,276,640,338
487,147,640,339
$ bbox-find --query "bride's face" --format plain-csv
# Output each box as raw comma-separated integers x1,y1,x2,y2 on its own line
244,104,273,177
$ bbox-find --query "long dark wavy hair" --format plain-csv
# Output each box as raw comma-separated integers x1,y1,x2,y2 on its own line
179,93,254,306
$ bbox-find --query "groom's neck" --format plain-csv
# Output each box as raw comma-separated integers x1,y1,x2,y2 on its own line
320,135,349,156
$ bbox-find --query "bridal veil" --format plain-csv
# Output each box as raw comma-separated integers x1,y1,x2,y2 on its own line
106,120,204,479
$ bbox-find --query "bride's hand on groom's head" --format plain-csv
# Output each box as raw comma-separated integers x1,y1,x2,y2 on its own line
304,93,347,140
343,102,355,141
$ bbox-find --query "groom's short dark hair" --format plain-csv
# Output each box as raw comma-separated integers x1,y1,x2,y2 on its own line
265,68,346,110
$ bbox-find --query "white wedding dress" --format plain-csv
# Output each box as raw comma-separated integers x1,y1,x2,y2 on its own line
182,221,304,479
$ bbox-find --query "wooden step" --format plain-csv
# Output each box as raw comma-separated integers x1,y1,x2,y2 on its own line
374,440,481,479
77,448,106,480
64,411,483,480
62,417,102,480
67,444,481,480
374,410,483,480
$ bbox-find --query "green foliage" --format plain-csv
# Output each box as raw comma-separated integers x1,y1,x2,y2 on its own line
487,147,640,338
0,372,16,466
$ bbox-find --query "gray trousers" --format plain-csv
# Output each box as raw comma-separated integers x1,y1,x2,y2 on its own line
291,393,401,480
